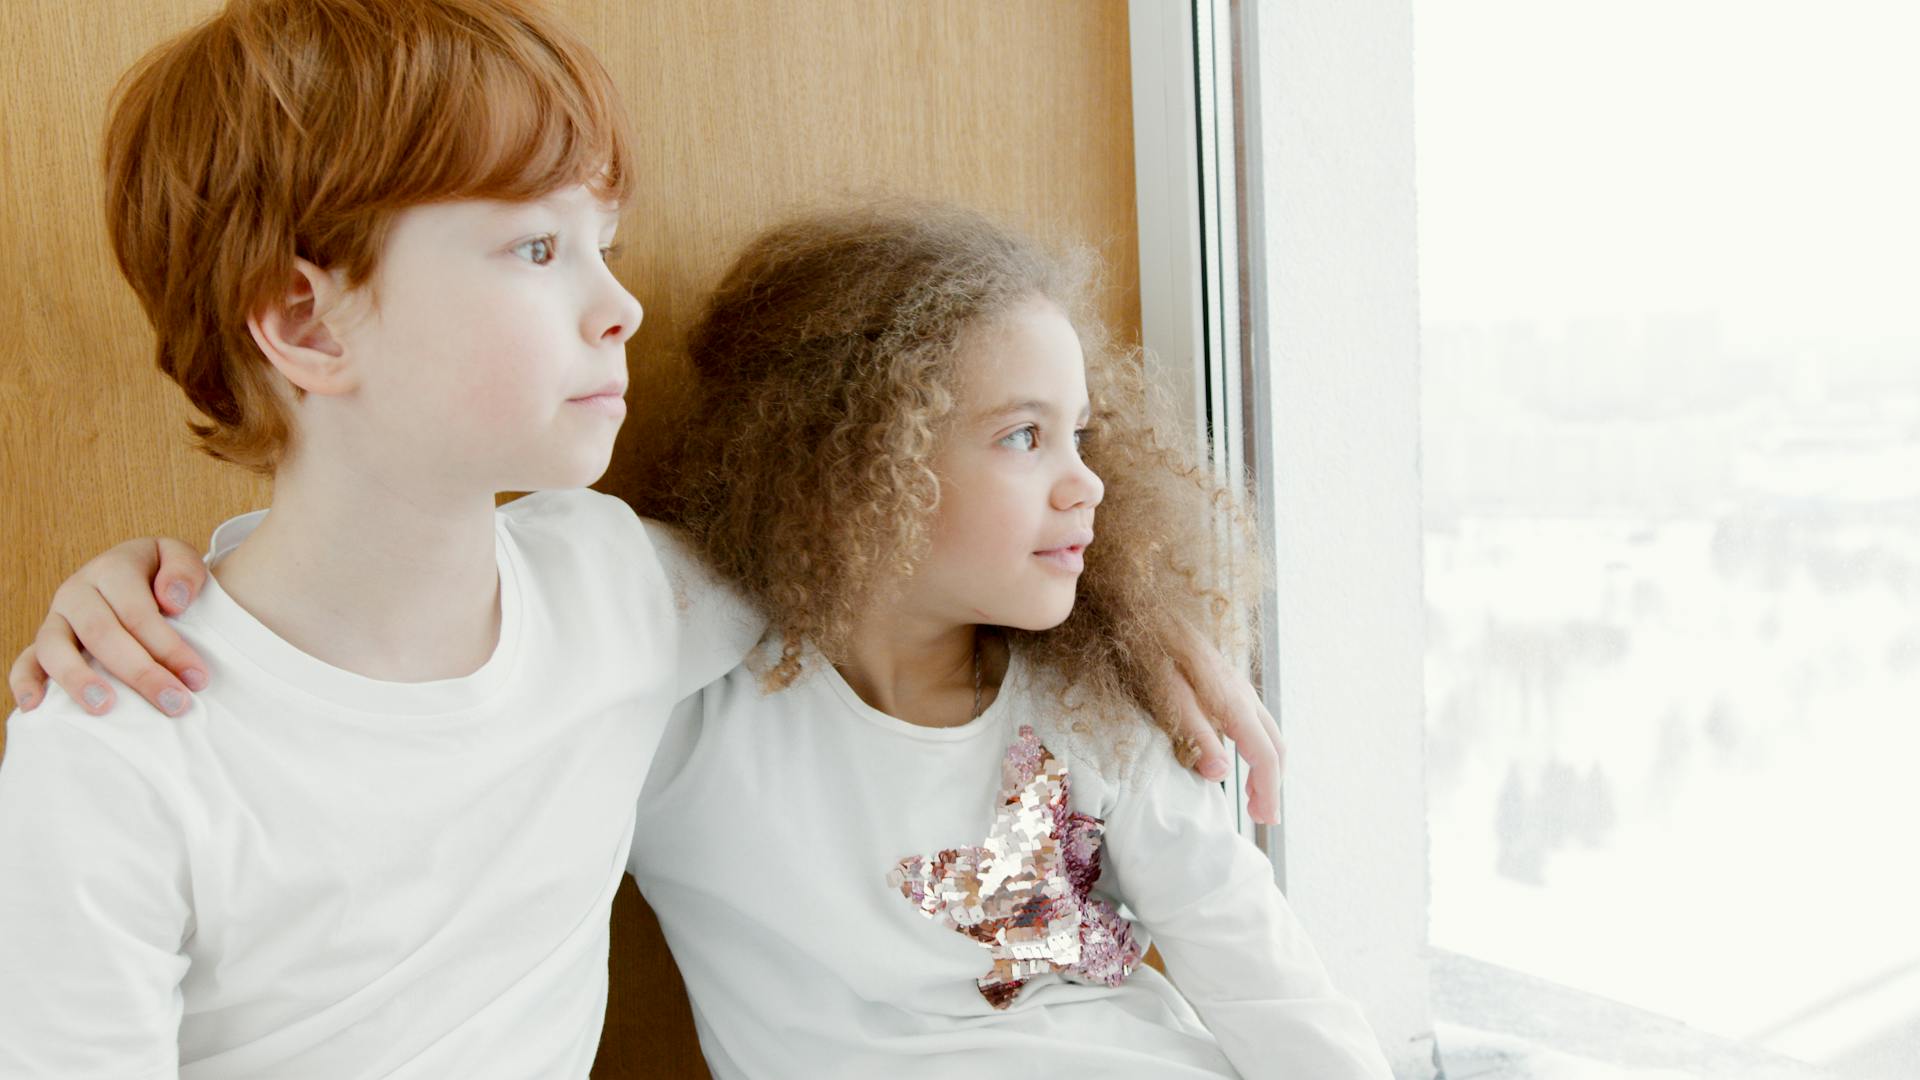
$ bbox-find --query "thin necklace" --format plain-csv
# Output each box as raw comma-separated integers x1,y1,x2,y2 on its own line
971,631,984,720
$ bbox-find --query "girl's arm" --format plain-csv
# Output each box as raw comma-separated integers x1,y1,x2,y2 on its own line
4,525,768,713
1100,732,1394,1079
6,541,1288,820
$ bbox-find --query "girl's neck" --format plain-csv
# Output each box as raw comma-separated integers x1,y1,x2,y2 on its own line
837,615,1006,729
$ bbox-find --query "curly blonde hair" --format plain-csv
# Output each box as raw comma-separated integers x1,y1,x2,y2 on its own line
640,203,1261,744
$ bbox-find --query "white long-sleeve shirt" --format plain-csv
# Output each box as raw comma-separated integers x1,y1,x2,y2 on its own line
629,647,1394,1080
0,490,757,1079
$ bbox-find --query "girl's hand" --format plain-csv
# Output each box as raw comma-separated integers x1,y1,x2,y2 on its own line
8,539,210,717
1163,623,1286,825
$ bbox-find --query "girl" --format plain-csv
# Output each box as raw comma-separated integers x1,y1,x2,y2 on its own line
617,203,1392,1078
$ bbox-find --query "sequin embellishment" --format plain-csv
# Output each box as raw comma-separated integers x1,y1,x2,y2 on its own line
886,725,1144,1008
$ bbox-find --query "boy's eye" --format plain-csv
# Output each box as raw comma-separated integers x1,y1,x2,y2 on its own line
513,235,557,265
999,426,1038,452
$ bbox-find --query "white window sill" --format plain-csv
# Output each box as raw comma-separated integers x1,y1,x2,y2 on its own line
1431,950,1843,1080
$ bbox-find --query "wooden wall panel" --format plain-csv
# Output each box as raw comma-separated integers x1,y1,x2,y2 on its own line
1,0,265,709
569,0,1142,507
0,2,1138,1076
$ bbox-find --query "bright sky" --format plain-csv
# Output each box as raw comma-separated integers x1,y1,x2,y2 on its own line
1414,1,1920,350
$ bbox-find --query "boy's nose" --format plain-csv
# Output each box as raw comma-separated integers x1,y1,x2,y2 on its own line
591,277,644,347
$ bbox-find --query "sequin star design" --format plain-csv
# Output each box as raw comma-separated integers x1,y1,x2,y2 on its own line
886,725,1144,1009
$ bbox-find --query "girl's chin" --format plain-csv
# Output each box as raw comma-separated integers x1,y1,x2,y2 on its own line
989,604,1076,634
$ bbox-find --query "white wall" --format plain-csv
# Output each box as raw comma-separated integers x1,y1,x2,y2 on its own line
1242,1,1434,1074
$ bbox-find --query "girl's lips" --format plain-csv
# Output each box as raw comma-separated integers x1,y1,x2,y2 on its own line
1033,545,1086,573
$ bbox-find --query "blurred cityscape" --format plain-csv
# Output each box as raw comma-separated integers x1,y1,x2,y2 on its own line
1422,313,1920,1079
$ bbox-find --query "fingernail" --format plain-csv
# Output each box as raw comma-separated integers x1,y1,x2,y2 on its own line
14,691,34,710
82,683,110,709
166,582,191,610
182,668,209,692
158,689,187,715
1201,758,1228,780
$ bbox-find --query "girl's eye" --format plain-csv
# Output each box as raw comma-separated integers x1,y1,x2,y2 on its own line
999,426,1038,452
513,235,557,265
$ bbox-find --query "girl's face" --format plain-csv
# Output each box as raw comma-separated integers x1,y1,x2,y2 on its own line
909,297,1104,632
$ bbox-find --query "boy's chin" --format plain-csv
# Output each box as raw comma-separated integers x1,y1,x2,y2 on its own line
501,450,616,493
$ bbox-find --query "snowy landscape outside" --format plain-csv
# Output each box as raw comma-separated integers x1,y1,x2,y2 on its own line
1416,4,1920,1078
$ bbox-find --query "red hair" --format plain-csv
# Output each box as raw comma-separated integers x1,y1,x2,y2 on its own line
103,0,635,470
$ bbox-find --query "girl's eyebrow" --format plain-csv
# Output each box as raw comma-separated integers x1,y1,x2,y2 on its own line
977,399,1093,423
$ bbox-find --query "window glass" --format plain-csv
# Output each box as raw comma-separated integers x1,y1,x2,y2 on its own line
1417,4,1920,1075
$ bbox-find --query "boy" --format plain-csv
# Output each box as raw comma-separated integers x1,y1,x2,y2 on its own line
0,0,758,1073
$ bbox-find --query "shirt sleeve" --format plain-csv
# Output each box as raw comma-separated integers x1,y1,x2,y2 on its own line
0,704,191,1078
1099,736,1394,1080
641,519,767,701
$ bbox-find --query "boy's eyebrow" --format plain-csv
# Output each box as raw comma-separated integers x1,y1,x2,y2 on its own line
494,192,623,221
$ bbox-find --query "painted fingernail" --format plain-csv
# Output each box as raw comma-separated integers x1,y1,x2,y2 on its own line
82,683,110,709
166,582,191,610
158,689,187,715
1202,758,1228,780
182,668,209,691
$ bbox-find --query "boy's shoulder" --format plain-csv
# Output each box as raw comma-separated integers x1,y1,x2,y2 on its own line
498,487,647,541
10,674,187,742
495,489,663,588
4,677,194,801
497,489,734,604
496,489,721,581
497,492,762,691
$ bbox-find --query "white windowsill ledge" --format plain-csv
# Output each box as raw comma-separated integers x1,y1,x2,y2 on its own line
1431,950,1842,1080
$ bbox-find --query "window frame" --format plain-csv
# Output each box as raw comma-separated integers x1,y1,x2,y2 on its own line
1128,2,1436,1075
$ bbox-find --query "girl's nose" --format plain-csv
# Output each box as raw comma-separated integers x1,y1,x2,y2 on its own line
1054,455,1104,511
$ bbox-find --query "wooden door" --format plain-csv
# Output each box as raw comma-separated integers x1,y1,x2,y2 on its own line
0,2,1140,1075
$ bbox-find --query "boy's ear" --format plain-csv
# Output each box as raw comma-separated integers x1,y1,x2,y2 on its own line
246,258,358,395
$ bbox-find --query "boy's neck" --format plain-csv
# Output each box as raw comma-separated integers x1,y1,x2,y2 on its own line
210,457,505,683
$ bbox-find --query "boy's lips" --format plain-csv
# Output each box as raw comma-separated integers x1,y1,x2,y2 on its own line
567,380,628,418
1033,530,1094,574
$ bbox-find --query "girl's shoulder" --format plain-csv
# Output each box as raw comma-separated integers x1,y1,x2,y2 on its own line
1014,661,1179,804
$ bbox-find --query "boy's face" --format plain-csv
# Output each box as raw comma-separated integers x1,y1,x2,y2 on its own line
910,298,1103,632
322,184,641,494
